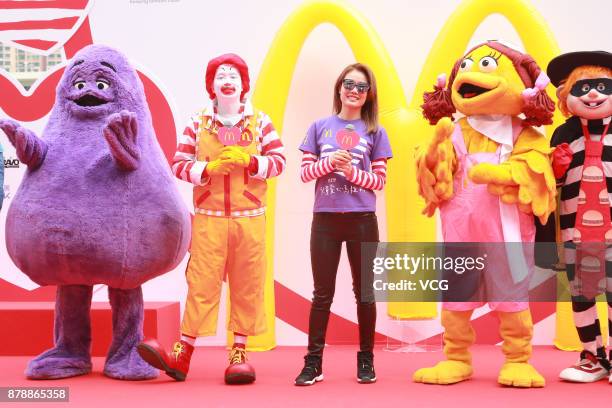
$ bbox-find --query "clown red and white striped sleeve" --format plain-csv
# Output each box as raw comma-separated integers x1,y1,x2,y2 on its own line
300,153,335,183
171,114,209,186
250,113,286,179
347,158,388,191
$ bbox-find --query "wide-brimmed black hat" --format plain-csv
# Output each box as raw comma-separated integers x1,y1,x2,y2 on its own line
547,51,612,87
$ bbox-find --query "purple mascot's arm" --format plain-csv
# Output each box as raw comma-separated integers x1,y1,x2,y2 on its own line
103,110,141,171
0,119,48,170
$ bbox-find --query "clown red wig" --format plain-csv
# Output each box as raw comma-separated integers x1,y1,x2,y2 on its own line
205,53,250,101
421,41,555,127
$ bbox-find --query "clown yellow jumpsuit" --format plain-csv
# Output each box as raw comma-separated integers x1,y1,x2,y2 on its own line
171,101,285,337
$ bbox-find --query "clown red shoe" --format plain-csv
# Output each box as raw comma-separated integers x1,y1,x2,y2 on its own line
224,344,256,384
137,339,194,381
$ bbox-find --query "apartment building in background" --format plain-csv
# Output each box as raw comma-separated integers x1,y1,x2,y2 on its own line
0,43,63,89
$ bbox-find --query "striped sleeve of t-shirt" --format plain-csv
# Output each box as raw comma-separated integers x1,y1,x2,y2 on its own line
300,153,388,191
300,153,335,182
347,158,388,191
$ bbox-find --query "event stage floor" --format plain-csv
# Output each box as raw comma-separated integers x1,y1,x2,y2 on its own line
1,346,609,407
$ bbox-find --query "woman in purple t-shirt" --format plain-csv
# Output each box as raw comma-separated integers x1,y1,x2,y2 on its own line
294,63,393,386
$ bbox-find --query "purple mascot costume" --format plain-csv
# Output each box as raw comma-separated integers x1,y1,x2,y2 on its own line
0,45,191,380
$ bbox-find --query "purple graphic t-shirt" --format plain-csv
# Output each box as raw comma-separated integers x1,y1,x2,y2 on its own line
299,115,393,212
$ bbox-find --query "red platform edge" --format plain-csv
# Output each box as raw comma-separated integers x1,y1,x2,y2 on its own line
0,301,180,356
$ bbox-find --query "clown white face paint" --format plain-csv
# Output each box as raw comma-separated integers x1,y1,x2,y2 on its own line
566,75,612,120
214,64,242,112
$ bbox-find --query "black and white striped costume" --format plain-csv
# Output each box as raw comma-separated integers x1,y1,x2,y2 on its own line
552,115,612,364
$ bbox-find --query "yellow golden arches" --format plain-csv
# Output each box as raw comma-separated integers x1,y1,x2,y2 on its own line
252,0,407,123
410,0,562,110
250,0,420,250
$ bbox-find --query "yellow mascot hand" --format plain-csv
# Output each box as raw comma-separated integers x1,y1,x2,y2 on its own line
205,158,236,176
469,162,521,207
468,162,514,185
509,128,556,223
468,147,556,224
487,184,520,204
219,146,251,168
415,117,456,216
508,157,555,223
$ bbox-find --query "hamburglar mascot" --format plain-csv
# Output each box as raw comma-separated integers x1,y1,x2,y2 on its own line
544,51,612,383
137,53,286,384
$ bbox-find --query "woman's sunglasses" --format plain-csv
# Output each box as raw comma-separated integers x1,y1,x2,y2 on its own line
342,78,370,94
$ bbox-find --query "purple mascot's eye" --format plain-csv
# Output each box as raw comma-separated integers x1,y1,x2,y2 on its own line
96,80,109,90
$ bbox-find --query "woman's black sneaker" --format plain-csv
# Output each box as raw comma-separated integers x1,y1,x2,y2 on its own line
295,354,323,386
357,351,376,383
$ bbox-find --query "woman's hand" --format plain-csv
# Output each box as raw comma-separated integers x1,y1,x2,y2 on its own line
335,161,354,179
330,149,352,169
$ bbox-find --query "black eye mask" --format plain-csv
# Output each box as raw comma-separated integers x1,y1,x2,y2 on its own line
570,78,612,97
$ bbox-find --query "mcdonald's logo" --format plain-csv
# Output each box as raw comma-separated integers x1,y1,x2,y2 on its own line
237,128,254,147
242,0,579,351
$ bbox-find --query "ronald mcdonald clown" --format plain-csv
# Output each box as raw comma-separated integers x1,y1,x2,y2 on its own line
138,54,286,384
414,40,556,387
